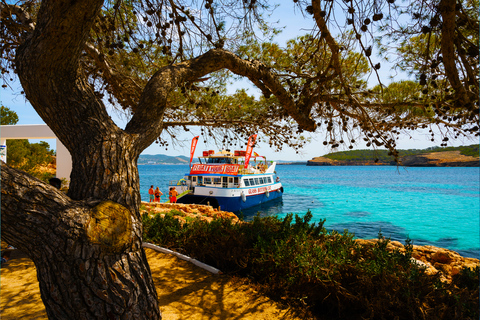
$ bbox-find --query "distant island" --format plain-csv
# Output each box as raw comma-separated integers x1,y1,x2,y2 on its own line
139,145,479,167
138,154,305,165
307,145,479,167
138,154,191,165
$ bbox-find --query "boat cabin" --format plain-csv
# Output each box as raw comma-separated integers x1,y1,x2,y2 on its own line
170,147,283,211
181,149,276,189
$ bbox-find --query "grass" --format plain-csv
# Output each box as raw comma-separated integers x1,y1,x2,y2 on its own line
142,210,479,319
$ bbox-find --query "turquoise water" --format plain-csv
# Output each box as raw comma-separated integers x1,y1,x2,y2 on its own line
138,165,479,258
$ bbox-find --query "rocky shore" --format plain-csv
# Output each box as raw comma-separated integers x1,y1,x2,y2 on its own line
142,202,479,283
141,202,241,224
306,156,386,166
400,150,479,167
356,239,479,283
307,150,479,167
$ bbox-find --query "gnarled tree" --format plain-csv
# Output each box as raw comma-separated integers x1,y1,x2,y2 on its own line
0,0,477,318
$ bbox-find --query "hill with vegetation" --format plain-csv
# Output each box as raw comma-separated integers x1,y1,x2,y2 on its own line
138,154,191,165
308,145,479,167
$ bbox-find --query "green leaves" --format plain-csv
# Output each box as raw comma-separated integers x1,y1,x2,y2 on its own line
0,105,19,125
142,211,479,319
1,106,55,182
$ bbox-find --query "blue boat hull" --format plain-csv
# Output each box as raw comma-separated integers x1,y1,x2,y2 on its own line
177,187,283,213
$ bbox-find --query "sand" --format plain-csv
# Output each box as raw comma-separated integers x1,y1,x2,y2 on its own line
0,247,302,320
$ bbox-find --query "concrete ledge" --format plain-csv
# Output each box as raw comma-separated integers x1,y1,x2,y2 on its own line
142,242,222,274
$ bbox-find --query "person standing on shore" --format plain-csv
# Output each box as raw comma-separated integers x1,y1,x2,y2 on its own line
169,187,178,203
148,185,155,203
154,187,163,203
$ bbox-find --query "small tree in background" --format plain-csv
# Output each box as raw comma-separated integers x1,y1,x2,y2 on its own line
1,105,55,181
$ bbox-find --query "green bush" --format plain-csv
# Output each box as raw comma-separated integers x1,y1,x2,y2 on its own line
1,106,56,182
142,212,479,319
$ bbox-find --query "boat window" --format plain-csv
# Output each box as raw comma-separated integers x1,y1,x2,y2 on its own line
204,177,212,184
206,157,234,164
234,177,239,186
254,178,260,185
198,176,203,185
192,176,197,182
214,177,221,185
267,177,272,183
259,177,265,184
244,179,250,186
249,178,255,185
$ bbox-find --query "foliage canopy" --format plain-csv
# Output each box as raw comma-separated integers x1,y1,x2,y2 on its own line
1,0,478,156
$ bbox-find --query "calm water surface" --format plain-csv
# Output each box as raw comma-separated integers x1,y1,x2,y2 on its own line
139,165,479,258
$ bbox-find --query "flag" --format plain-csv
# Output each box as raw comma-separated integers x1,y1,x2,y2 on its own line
253,151,265,159
244,134,257,169
189,136,199,167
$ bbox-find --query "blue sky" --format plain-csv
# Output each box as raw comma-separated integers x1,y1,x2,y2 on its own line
1,3,476,161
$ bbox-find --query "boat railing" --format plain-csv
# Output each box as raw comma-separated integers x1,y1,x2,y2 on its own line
238,167,263,175
168,180,185,186
167,185,189,195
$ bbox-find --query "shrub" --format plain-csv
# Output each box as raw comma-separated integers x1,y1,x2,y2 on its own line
142,211,479,319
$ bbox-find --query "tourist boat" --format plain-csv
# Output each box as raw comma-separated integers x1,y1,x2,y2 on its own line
169,136,283,213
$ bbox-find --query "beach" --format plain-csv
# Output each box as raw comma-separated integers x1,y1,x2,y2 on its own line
0,246,303,320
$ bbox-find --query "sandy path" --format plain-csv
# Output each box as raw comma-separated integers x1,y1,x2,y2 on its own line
1,248,301,320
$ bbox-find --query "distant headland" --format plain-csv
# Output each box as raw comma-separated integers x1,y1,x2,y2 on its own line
307,145,479,167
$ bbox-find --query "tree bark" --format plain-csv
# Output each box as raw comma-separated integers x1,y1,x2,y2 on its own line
2,0,163,318
438,0,470,108
1,163,161,319
2,0,317,318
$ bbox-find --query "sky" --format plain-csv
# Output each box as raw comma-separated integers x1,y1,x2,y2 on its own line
1,3,477,161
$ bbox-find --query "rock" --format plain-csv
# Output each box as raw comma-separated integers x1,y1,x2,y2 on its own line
307,150,479,167
307,157,336,166
432,251,453,264
141,202,241,225
355,239,479,283
400,151,479,167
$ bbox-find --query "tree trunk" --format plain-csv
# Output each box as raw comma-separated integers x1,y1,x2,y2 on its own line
0,0,163,316
1,0,317,317
1,157,161,319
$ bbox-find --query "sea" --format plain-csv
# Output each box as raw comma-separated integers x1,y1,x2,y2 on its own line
138,164,480,259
